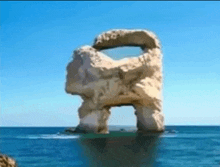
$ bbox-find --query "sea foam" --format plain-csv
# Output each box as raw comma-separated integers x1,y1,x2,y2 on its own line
17,134,80,140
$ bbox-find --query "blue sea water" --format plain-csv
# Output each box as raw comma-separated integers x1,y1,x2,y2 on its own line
1,126,220,167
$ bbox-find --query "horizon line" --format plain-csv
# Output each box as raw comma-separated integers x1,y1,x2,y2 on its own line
1,125,219,128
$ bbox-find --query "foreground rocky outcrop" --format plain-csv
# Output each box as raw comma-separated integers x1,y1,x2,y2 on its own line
65,29,164,134
0,154,17,167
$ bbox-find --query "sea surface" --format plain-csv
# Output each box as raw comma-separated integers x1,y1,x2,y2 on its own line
1,126,220,167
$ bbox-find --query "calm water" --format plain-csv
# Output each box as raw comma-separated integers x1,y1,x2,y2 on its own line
1,126,220,167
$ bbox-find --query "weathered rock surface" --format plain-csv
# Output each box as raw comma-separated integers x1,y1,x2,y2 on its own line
93,29,160,50
65,29,164,134
0,154,17,167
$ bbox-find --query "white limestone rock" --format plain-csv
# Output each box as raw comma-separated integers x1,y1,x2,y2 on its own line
65,29,164,134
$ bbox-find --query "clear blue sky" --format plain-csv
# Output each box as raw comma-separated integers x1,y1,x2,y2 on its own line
1,1,220,126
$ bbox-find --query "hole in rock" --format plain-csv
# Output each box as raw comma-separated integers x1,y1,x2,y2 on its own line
102,46,143,60
108,106,136,130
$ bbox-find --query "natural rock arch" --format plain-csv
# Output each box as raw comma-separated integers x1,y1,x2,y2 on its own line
65,29,164,134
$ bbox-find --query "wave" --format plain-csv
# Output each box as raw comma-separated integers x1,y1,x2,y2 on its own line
161,133,220,139
212,139,220,143
8,130,220,140
16,134,80,140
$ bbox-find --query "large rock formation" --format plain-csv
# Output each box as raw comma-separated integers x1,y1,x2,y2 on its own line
65,29,164,134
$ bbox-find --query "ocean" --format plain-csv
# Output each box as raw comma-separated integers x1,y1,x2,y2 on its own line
1,126,220,167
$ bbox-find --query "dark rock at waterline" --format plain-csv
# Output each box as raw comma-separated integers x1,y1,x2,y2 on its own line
64,127,164,135
65,127,88,134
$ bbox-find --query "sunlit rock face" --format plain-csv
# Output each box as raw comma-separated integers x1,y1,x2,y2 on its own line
65,29,164,134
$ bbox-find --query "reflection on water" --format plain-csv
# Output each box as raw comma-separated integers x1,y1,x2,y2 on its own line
2,127,220,167
77,132,162,167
